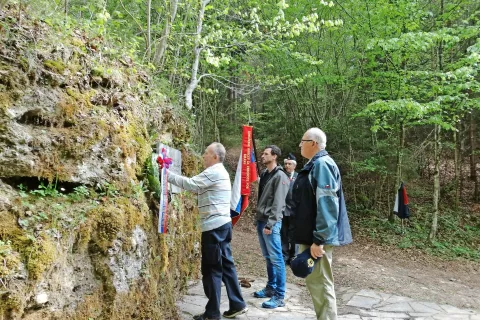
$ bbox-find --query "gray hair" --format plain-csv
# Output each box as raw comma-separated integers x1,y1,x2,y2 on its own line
210,142,226,162
306,128,327,149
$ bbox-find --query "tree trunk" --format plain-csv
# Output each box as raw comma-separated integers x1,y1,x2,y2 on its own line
429,0,444,240
429,124,441,241
153,0,179,68
459,120,465,203
169,3,190,85
185,0,210,110
454,128,460,209
146,0,152,59
471,112,480,201
389,122,404,223
18,0,21,25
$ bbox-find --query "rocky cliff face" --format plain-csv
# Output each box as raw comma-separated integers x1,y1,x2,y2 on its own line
0,6,200,320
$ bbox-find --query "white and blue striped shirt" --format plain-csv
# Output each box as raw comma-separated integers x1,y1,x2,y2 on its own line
167,163,232,232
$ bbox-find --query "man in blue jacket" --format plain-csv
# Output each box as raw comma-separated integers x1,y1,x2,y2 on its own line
292,128,352,320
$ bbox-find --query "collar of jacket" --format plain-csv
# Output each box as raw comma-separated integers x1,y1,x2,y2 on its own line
301,149,329,172
263,165,287,176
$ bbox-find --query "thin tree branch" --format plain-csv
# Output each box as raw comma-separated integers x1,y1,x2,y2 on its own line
119,0,147,43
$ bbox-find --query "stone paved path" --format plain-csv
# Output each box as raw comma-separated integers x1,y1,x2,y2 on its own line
177,278,480,320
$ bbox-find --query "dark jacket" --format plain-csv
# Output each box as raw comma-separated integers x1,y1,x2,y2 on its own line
255,165,290,229
292,150,352,246
283,171,298,217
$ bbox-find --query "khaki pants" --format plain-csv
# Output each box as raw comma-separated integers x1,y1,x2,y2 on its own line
298,244,337,320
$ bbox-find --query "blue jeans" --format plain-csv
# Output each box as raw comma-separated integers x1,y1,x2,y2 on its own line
201,222,246,318
256,220,286,298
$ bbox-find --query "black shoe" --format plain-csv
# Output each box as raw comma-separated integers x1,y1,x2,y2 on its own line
192,313,219,320
223,306,248,318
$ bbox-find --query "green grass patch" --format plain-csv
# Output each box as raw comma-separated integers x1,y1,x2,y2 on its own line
351,206,480,261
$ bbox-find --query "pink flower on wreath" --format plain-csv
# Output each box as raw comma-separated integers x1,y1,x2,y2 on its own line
157,148,173,169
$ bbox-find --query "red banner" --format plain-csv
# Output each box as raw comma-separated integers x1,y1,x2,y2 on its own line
241,125,253,195
231,125,258,226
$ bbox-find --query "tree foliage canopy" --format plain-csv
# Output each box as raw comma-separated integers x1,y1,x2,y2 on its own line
13,0,480,258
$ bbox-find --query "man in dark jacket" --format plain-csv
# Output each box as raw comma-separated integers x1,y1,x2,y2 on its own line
281,153,298,265
254,145,290,309
293,128,352,320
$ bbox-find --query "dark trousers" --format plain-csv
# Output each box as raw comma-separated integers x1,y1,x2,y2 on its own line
201,222,246,318
280,215,296,262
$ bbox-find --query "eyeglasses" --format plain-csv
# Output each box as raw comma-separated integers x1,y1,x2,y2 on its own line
300,139,314,144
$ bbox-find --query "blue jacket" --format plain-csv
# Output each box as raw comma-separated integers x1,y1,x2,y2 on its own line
292,150,352,246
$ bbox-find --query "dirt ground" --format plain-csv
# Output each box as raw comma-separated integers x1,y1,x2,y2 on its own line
230,221,480,312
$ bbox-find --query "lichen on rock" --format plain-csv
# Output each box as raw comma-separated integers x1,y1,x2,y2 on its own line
108,226,149,293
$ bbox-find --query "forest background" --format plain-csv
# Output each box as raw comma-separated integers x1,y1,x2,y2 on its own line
4,0,480,260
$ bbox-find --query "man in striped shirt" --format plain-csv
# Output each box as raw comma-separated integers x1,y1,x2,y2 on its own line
167,142,247,320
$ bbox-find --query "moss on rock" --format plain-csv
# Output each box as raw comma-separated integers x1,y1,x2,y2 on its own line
24,236,56,280
43,59,66,74
84,197,147,254
0,238,20,278
0,212,56,280
0,4,201,319
0,292,21,317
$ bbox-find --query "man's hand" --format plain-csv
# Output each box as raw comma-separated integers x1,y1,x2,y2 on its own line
263,228,272,235
310,243,325,259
